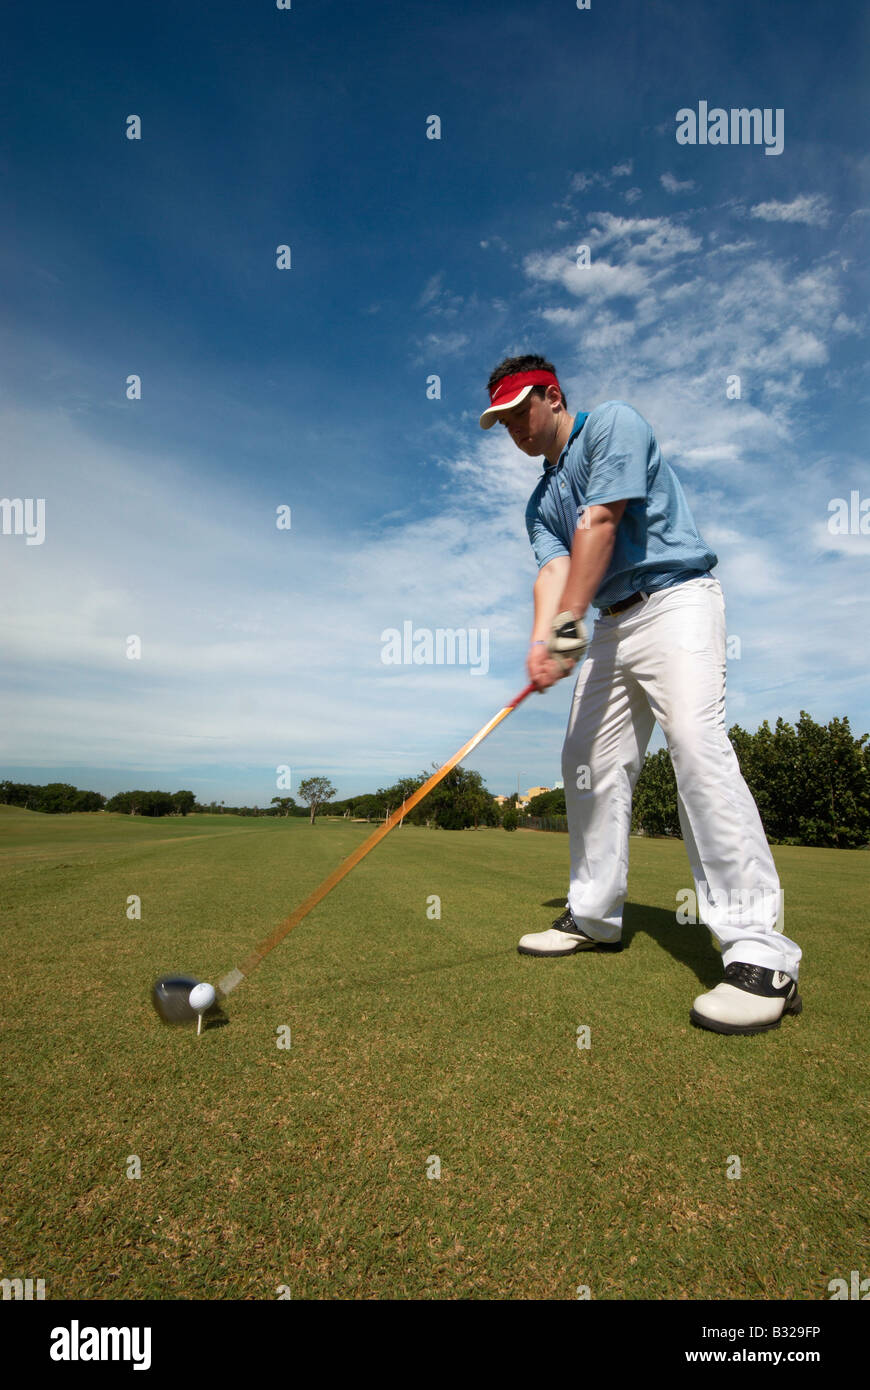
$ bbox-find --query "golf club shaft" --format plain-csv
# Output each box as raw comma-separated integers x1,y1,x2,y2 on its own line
215,681,537,998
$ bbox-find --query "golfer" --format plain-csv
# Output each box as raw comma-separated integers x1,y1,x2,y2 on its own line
480,354,802,1035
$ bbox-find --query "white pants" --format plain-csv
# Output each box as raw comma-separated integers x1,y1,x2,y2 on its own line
562,575,802,978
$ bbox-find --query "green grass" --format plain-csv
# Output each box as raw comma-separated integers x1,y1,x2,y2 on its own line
0,804,867,1300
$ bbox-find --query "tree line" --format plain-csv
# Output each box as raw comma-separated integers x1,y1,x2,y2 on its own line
0,777,338,823
2,711,866,847
0,783,200,816
329,766,508,830
524,712,869,849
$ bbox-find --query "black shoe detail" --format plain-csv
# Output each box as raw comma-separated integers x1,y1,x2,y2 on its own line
551,906,584,935
516,907,623,956
723,962,798,1000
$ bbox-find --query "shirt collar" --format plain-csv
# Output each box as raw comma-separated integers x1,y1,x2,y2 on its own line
543,413,587,470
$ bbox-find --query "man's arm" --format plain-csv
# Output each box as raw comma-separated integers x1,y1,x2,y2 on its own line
557,500,627,619
527,502,628,691
531,554,570,641
527,556,572,690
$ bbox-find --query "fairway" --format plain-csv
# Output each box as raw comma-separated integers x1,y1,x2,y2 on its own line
0,805,866,1301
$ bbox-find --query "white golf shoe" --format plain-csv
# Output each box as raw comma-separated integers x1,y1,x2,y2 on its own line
691,962,802,1035
518,907,622,957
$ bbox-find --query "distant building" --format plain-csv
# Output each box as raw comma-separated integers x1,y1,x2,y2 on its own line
519,785,550,808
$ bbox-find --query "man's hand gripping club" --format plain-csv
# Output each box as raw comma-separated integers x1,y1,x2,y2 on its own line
526,612,588,690
526,501,626,692
548,610,589,672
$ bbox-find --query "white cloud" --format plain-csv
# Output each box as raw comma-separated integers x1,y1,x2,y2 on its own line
587,212,703,261
661,172,695,194
570,171,600,192
580,313,637,351
705,238,755,255
809,521,870,556
680,444,742,466
413,331,469,361
540,306,583,327
418,273,442,306
755,325,828,369
525,248,651,303
749,194,831,226
702,525,743,546
523,214,704,313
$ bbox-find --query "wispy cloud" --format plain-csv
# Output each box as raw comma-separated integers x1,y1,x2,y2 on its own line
661,171,696,194
750,194,832,226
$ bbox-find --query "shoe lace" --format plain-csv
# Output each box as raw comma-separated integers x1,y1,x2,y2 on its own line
724,962,766,988
552,907,575,931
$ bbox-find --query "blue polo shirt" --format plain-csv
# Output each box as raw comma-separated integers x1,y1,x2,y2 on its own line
525,400,718,609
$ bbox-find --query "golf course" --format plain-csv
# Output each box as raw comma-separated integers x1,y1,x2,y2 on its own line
1,805,866,1301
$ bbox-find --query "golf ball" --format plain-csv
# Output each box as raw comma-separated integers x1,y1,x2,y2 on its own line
189,982,216,1013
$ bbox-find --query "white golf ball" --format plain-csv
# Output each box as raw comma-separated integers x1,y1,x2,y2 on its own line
189,982,216,1013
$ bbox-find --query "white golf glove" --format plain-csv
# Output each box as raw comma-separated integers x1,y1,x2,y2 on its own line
547,611,589,673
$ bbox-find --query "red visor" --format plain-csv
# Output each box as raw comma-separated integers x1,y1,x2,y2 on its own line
480,370,561,429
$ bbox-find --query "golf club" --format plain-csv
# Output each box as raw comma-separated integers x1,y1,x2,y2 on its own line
151,681,537,1023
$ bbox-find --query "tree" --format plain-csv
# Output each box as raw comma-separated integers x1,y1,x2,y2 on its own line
422,766,498,830
106,790,143,815
387,776,427,826
32,783,80,814
502,807,520,831
297,777,336,824
0,781,105,814
106,789,174,817
631,748,680,837
527,788,567,816
728,718,801,842
727,712,869,847
172,790,196,816
73,789,106,812
791,711,869,848
270,796,297,818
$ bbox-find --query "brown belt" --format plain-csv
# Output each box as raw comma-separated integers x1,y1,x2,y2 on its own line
599,572,710,619
599,590,648,618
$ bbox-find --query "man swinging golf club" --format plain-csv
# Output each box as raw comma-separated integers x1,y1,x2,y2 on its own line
480,354,802,1035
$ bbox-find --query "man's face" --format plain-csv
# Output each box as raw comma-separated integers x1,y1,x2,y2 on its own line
495,389,554,455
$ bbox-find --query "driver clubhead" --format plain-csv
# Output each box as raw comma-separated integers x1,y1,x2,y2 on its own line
152,975,202,1024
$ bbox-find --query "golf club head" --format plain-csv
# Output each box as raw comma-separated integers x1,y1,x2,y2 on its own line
151,975,202,1024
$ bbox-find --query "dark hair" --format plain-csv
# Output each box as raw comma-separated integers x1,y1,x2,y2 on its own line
486,353,567,408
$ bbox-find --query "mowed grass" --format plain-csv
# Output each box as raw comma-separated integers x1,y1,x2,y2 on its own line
0,804,867,1301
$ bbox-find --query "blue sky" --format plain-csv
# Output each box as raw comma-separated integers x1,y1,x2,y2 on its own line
1,0,868,805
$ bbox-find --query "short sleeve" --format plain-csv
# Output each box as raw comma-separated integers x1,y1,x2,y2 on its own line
583,401,650,506
525,490,569,569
